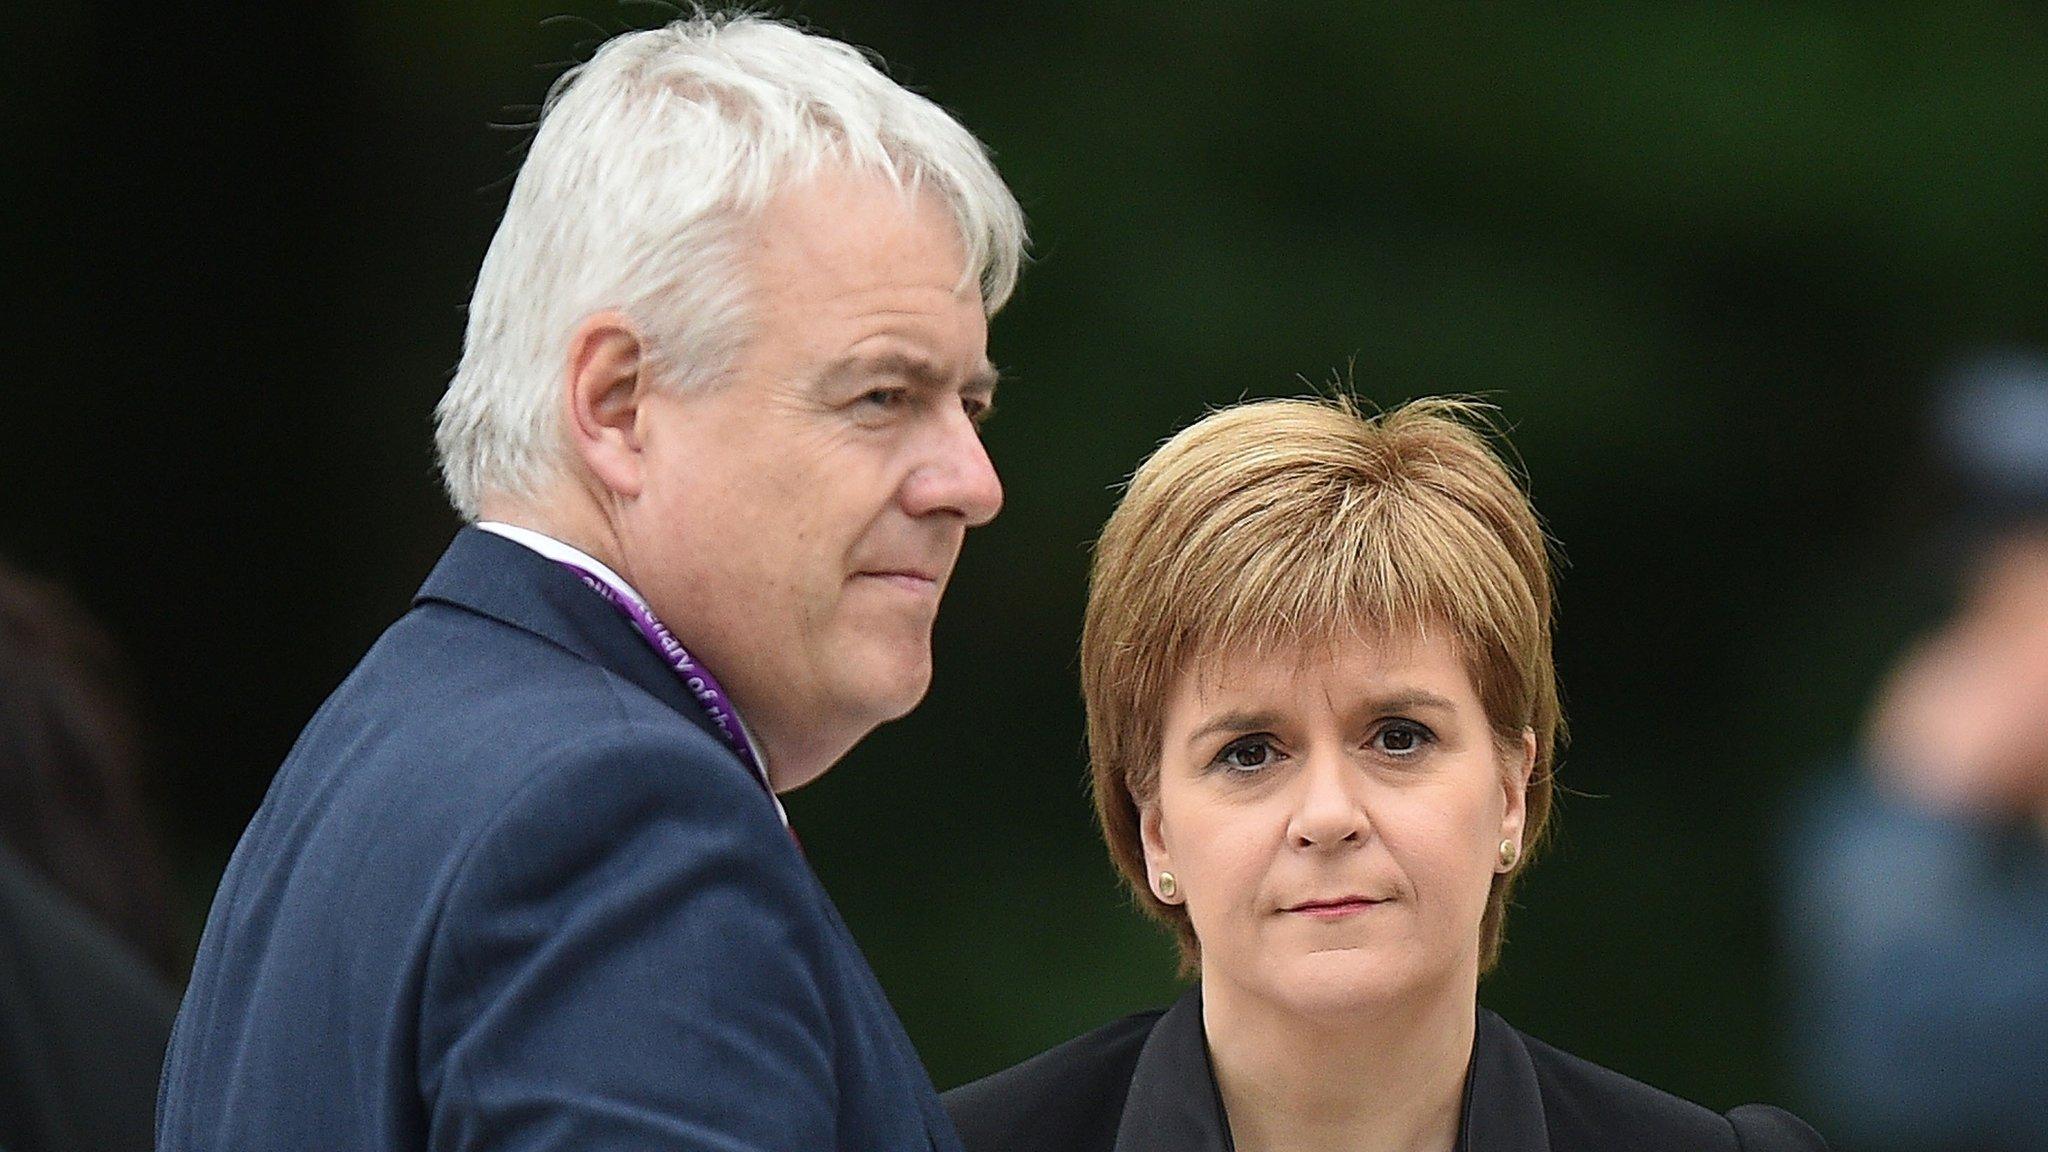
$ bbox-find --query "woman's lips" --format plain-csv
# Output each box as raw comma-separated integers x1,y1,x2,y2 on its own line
1283,897,1386,920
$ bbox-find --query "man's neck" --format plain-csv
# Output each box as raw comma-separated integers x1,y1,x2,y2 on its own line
476,496,629,586
1201,966,1474,1152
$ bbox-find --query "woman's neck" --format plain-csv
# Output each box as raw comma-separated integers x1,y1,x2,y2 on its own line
1200,969,1476,1152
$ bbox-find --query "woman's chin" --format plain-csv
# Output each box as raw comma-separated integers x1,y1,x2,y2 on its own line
1244,948,1433,1020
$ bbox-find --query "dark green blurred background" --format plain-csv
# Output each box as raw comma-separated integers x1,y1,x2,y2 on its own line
7,0,2045,1130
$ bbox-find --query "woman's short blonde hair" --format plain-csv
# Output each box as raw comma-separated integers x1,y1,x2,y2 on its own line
1082,395,1561,974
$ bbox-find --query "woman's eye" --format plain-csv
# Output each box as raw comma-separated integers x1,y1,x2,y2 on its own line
1212,736,1277,774
1373,721,1434,757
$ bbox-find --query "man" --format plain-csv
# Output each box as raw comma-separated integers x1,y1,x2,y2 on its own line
158,13,1025,1150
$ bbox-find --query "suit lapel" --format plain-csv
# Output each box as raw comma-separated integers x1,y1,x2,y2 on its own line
420,529,961,1149
412,527,737,759
1112,985,1233,1152
1462,1008,1550,1151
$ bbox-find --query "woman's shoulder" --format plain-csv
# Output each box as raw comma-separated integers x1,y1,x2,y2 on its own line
943,1008,1166,1152
1508,1021,1829,1151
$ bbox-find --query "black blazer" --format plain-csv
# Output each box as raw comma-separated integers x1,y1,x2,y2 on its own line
945,986,1827,1152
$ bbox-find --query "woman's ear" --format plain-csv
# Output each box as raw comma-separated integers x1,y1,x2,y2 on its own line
562,311,650,500
1499,726,1536,851
1136,791,1175,901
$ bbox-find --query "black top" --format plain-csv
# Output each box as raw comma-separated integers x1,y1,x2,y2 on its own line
945,985,1828,1152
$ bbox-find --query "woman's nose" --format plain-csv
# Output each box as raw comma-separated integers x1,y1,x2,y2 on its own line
1288,752,1366,848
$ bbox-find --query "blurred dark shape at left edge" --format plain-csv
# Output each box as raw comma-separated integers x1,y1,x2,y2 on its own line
0,839,176,1152
0,559,182,979
0,558,182,1152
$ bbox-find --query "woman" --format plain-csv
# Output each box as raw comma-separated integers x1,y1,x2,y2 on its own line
945,398,1826,1151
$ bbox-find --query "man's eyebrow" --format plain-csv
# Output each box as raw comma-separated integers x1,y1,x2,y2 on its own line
822,350,1000,395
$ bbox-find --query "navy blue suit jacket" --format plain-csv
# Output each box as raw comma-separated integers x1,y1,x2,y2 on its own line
158,527,963,1151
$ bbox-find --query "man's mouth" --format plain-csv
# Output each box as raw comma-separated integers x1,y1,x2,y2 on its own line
855,569,942,593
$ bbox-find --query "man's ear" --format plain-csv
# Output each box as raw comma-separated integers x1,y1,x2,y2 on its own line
563,311,650,500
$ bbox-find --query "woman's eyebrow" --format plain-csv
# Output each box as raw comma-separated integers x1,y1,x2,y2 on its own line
1183,690,1460,749
1356,689,1459,714
1186,710,1282,748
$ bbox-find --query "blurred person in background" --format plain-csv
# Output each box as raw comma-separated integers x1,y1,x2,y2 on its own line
0,562,181,978
0,559,179,1152
1783,352,2048,1152
948,398,1826,1152
156,11,1024,1152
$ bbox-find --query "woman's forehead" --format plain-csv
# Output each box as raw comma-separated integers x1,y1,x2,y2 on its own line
1170,627,1477,711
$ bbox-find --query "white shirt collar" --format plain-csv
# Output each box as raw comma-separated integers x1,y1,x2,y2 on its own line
475,521,650,610
473,521,785,824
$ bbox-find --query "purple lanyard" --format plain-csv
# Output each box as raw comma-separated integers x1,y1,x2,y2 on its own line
556,562,765,786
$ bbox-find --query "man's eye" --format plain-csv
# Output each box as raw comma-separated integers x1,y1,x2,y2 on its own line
1211,736,1277,774
963,397,993,425
861,387,909,409
1372,721,1434,757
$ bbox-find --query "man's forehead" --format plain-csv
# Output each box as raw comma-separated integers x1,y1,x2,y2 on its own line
755,171,968,272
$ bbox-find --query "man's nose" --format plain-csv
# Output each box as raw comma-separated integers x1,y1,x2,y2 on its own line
902,410,1004,526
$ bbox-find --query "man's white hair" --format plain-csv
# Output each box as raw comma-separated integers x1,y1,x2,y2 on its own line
434,11,1028,520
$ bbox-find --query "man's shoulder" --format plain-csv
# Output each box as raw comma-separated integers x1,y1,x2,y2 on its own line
334,597,732,779
1517,1027,1828,1151
254,597,771,895
944,1008,1164,1152
364,594,608,703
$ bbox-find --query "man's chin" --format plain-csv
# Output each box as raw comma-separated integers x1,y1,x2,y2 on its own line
857,650,935,723
874,670,934,722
